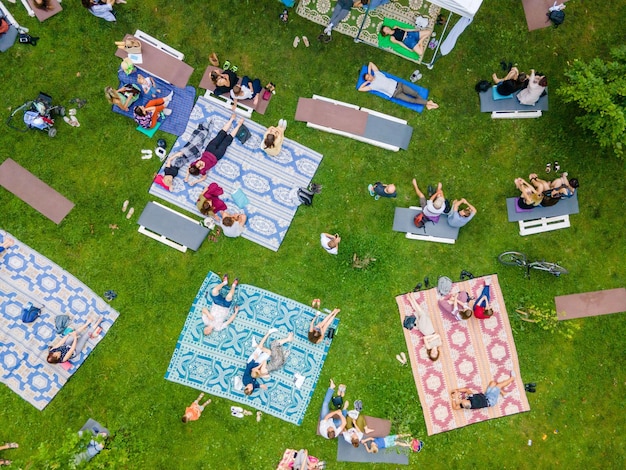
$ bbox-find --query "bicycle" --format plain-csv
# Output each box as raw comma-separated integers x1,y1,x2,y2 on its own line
498,251,569,277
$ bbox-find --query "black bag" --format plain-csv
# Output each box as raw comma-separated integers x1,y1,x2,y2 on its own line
475,80,491,93
548,10,565,27
297,187,315,206
235,124,251,144
21,302,42,323
403,315,416,330
326,327,336,339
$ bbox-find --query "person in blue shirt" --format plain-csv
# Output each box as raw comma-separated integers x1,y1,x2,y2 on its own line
447,198,477,228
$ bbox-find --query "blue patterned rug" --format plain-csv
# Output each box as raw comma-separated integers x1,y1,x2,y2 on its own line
148,96,324,251
165,271,338,425
111,68,196,137
0,231,119,410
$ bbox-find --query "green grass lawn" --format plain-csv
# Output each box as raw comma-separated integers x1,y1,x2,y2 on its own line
1,0,625,468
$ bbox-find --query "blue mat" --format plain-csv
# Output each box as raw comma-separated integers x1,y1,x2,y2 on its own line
164,271,338,425
149,96,324,251
356,64,429,113
111,68,196,137
0,231,119,410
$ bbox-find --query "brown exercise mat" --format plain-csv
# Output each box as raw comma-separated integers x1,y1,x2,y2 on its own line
115,34,194,89
0,158,74,224
295,98,368,136
521,0,569,31
556,288,626,320
28,0,63,22
199,65,272,115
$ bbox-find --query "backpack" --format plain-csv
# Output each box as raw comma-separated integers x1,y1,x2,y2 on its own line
437,276,453,296
21,302,42,323
475,80,491,93
414,212,432,229
297,183,322,206
548,10,565,27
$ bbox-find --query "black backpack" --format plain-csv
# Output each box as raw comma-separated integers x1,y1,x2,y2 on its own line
297,183,322,206
548,10,565,27
475,80,491,93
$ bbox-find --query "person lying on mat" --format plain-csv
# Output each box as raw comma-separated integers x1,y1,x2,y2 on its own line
451,375,516,410
438,291,473,321
0,235,15,259
528,172,579,207
403,297,442,361
230,77,262,107
380,26,432,58
196,182,228,216
517,70,547,106
181,392,212,423
133,91,174,129
104,84,141,112
243,329,294,396
82,0,122,23
447,198,477,228
514,177,543,210
186,114,245,186
362,434,415,453
318,379,347,439
210,69,239,96
470,279,493,319
47,316,103,364
412,179,446,219
318,0,369,42
342,408,374,448
261,119,287,157
359,62,439,110
204,273,239,331
214,212,247,238
492,66,528,96
308,308,340,344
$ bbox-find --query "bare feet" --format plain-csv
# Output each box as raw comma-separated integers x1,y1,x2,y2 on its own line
237,117,245,126
426,100,439,110
329,378,335,389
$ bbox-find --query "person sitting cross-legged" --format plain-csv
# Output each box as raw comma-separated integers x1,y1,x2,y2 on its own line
133,91,174,129
412,179,446,219
359,62,439,109
214,212,247,238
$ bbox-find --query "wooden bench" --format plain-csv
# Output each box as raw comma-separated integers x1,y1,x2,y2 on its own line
295,95,413,152
198,65,273,118
137,201,209,252
114,30,194,88
392,207,460,244
506,194,579,236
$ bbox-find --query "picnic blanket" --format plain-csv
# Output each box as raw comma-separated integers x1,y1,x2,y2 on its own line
148,96,323,251
296,0,440,63
396,274,529,435
165,271,339,425
0,231,119,410
111,68,196,137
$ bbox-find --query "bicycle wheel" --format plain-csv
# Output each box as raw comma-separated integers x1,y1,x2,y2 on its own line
498,251,527,266
532,262,569,276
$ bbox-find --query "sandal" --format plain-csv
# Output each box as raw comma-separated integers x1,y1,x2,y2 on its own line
554,161,560,172
209,52,220,67
293,36,300,48
545,162,552,173
222,60,231,70
302,36,310,47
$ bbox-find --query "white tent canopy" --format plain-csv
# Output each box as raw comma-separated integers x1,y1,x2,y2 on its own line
430,0,484,19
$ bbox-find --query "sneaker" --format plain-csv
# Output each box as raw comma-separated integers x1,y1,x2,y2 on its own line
367,184,375,197
231,410,244,418
354,400,363,412
230,65,238,73
223,60,231,70
424,276,430,288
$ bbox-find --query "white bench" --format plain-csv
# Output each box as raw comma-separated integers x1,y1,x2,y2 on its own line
133,29,184,61
137,201,210,253
506,195,579,236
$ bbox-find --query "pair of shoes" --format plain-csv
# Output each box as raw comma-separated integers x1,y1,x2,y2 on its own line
63,116,80,127
278,118,288,128
312,298,321,309
410,70,422,82
141,149,153,160
354,399,363,412
321,33,332,44
524,383,537,393
460,270,475,280
293,36,310,48
231,410,244,418
279,9,288,23
395,353,407,365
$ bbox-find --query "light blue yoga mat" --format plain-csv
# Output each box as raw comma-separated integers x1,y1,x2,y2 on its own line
0,231,119,410
149,96,323,251
165,271,338,425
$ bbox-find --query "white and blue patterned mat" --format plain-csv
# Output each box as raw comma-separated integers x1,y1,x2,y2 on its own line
0,231,119,410
149,97,324,251
165,271,338,425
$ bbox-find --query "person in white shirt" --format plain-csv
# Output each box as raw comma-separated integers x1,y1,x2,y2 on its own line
320,233,341,255
412,179,446,219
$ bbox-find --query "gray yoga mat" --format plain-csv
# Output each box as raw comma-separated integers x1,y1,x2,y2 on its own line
506,194,579,222
480,89,549,112
337,437,410,464
137,202,209,251
363,114,413,150
392,207,460,240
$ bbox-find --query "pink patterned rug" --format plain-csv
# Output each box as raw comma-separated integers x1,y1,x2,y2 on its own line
396,274,530,435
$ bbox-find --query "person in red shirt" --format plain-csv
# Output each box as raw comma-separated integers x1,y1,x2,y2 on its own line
472,281,493,319
182,393,212,423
